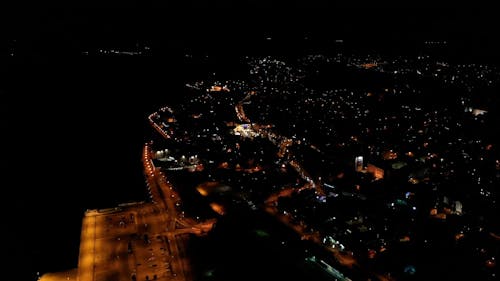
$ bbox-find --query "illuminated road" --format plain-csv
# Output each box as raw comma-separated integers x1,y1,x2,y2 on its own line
236,91,390,281
72,85,377,281
76,198,212,281
234,92,323,195
74,140,214,281
141,142,214,281
148,106,175,140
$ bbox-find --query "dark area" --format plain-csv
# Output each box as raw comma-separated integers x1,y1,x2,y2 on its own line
187,205,337,281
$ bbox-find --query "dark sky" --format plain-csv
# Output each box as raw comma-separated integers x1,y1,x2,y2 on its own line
2,6,499,65
2,5,499,41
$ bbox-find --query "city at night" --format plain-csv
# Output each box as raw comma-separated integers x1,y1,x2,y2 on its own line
3,6,500,281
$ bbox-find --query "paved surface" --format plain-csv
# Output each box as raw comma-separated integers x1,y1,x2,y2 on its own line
74,143,214,281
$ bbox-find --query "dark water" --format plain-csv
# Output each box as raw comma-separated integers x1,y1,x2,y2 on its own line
4,41,255,280
4,54,187,280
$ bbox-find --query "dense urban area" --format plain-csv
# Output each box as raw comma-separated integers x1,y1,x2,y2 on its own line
32,40,500,281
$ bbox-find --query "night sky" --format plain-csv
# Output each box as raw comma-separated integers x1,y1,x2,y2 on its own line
2,5,500,281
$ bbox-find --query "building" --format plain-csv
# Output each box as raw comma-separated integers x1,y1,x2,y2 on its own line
355,156,364,172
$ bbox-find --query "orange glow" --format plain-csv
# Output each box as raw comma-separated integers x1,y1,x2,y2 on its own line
195,163,204,171
435,213,447,220
430,208,438,216
250,165,262,173
361,63,377,69
209,85,229,92
333,251,357,268
490,232,500,240
382,150,398,160
210,203,225,215
195,181,223,197
399,236,411,242
367,164,384,180
408,177,419,184
368,249,377,259
40,269,78,281
196,187,209,196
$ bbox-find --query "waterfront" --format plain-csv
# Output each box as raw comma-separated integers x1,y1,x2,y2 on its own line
5,15,500,279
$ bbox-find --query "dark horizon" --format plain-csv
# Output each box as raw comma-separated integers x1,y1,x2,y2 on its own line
3,7,500,61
